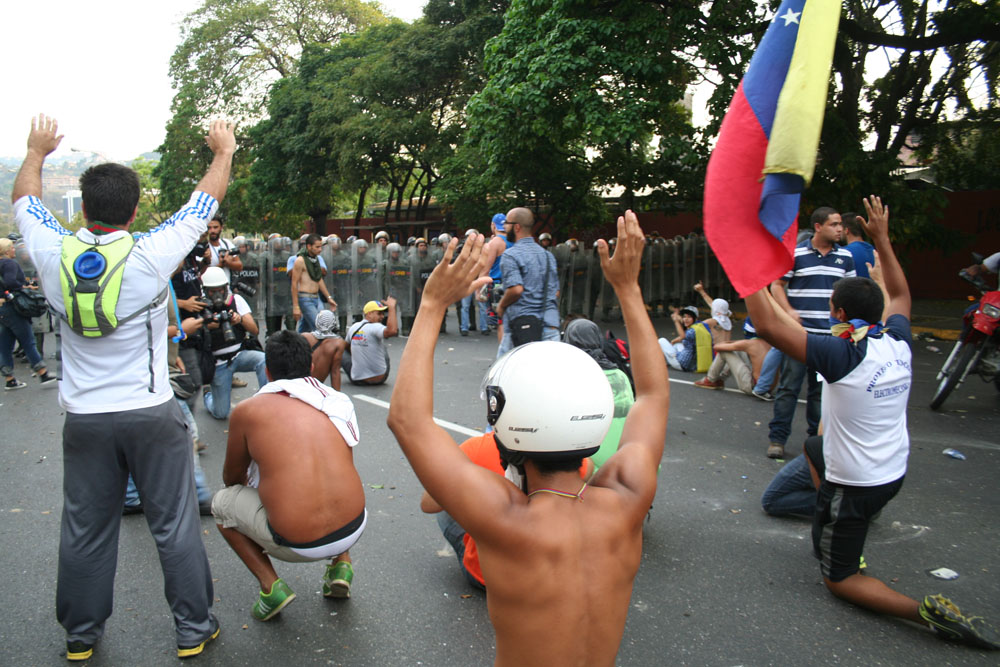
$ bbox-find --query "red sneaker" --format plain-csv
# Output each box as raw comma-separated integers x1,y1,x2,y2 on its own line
693,377,724,390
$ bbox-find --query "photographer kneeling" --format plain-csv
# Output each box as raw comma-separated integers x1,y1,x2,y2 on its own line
201,267,267,419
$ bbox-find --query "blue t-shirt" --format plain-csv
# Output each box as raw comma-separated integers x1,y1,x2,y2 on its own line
844,240,875,279
489,237,514,281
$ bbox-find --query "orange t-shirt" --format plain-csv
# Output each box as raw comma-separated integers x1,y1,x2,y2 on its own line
457,432,593,587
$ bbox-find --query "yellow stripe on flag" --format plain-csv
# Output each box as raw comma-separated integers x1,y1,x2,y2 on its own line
762,0,841,185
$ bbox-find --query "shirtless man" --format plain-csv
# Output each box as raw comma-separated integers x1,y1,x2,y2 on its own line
212,331,365,621
302,310,347,391
291,233,337,334
388,211,668,665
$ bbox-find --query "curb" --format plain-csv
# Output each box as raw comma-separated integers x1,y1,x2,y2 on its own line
912,326,960,341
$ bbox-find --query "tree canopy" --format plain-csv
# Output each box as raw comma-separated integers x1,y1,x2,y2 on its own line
155,0,999,242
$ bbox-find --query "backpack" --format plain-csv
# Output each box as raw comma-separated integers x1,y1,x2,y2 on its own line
59,234,167,337
603,330,635,395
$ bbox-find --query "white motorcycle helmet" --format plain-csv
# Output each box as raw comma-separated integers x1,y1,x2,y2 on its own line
481,341,612,463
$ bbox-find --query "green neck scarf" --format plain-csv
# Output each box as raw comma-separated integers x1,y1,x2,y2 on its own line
298,247,322,282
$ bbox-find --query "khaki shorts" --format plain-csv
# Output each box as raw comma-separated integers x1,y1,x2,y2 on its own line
211,485,320,563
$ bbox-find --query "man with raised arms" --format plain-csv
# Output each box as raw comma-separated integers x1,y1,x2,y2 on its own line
388,211,669,665
746,196,998,650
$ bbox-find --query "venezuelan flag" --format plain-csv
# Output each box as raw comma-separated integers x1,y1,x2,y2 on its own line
704,0,841,297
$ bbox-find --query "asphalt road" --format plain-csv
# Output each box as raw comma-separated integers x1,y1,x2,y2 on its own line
1,318,997,666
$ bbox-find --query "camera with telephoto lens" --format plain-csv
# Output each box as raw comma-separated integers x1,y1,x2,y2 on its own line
196,296,237,345
190,241,208,262
234,281,257,297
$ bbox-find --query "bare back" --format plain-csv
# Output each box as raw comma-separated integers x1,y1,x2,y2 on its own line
233,393,364,542
478,486,644,666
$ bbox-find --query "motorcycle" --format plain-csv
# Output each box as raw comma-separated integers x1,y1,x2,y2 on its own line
929,255,1000,410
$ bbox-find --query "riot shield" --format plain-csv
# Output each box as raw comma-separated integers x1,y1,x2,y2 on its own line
233,240,264,318
651,239,666,317
265,237,293,334
565,248,589,316
353,240,382,315
553,243,571,318
324,240,354,333
582,249,602,321
639,242,653,306
384,244,415,334
14,241,37,282
414,246,436,312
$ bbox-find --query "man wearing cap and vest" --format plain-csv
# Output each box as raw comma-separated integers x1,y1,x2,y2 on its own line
343,297,397,385
12,114,236,661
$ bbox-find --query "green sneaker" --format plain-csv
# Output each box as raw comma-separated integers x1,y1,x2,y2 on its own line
252,579,296,621
920,594,1000,650
322,561,354,599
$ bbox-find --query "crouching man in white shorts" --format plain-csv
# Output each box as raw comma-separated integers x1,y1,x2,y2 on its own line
213,331,366,620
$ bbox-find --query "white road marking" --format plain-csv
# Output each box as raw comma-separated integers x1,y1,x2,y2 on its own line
350,394,482,437
668,377,806,404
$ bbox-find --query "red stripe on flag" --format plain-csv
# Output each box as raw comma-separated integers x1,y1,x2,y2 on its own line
704,82,797,297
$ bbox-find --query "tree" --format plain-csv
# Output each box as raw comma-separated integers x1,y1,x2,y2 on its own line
689,0,999,246
158,0,388,226
455,0,705,234
168,0,388,122
247,2,507,228
131,158,172,233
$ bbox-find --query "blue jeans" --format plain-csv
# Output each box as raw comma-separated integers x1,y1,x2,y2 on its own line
204,349,267,419
760,454,815,517
460,293,487,333
495,325,561,359
767,355,821,446
753,347,783,394
436,511,485,591
297,294,323,334
0,302,44,377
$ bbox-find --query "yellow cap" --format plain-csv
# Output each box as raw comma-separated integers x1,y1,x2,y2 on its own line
363,300,389,314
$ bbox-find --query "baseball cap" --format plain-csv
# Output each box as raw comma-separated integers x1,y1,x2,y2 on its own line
363,300,389,314
491,213,506,232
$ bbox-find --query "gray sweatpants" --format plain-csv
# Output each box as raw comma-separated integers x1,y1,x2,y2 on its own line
56,399,215,646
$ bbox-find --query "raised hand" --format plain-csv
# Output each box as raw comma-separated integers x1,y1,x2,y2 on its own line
421,234,492,308
205,119,237,156
597,210,644,292
27,114,63,156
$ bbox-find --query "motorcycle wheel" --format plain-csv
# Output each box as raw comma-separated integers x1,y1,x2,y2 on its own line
930,342,979,410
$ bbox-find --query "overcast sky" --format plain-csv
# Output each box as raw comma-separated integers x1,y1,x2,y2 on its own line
1,0,427,160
